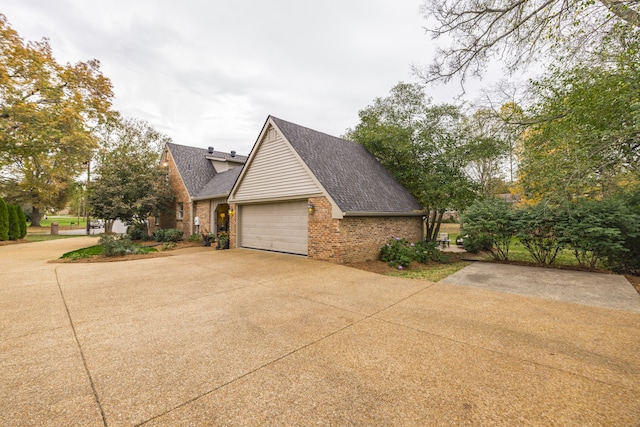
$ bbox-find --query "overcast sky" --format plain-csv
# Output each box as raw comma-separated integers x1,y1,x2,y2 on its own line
3,0,502,155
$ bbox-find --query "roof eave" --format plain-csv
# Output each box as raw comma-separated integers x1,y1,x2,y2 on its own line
192,193,230,201
342,211,426,217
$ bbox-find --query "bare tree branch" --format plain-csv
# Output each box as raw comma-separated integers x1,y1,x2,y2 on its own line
418,0,640,83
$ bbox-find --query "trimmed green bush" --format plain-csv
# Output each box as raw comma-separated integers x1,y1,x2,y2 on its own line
17,207,27,238
557,198,636,270
380,236,447,268
461,198,517,260
516,200,564,266
7,204,20,240
0,198,8,241
152,228,184,243
99,234,135,257
126,222,149,240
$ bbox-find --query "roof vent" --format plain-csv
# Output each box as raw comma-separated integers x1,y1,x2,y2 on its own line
230,150,236,158
208,146,214,154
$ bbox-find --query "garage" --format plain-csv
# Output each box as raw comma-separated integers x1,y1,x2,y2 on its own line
238,200,308,255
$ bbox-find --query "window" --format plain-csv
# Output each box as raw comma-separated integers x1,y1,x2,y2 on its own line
177,202,184,220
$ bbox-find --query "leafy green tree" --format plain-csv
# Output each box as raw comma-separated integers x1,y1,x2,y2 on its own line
519,60,640,201
7,204,19,240
0,198,8,241
462,109,513,197
461,198,517,261
0,14,114,226
346,82,478,241
89,118,174,234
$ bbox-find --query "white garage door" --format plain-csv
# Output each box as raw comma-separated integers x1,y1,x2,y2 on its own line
239,201,308,255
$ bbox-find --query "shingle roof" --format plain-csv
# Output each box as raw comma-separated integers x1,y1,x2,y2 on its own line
195,167,243,199
167,142,246,198
270,116,423,213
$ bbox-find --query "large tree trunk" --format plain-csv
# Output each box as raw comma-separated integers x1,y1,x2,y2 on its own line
31,206,41,227
104,219,114,234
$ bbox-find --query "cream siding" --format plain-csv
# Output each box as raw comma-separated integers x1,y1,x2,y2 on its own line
231,126,321,202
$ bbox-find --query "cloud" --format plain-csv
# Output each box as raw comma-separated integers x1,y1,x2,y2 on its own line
2,0,504,155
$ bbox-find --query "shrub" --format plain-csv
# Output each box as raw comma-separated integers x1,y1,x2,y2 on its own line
516,200,564,266
99,234,135,257
126,222,149,240
380,237,448,268
7,205,20,240
217,231,229,249
153,228,184,242
557,198,636,270
380,237,414,268
188,234,201,242
461,232,493,253
0,198,8,241
17,208,27,238
461,198,517,260
604,188,640,274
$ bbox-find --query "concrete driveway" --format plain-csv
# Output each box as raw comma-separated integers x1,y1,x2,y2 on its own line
1,238,639,426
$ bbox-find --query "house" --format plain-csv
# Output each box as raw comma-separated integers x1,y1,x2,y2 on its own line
227,116,424,263
159,142,248,237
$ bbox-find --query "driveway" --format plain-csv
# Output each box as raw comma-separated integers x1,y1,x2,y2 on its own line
1,239,639,426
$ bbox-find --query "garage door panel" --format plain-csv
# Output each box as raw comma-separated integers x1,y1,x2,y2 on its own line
239,201,308,255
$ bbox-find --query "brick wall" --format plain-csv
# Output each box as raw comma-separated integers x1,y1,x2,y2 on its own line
308,196,423,264
229,203,237,248
337,216,423,264
161,148,191,237
194,201,212,236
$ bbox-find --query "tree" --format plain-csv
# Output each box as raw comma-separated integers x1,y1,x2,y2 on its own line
461,197,518,260
418,0,640,83
518,59,640,201
17,206,27,238
89,118,174,234
0,14,114,226
346,82,478,241
462,108,512,196
0,198,8,241
7,204,19,240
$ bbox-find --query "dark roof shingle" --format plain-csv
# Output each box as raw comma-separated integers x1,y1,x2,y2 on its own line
167,142,246,198
195,167,243,199
270,116,423,213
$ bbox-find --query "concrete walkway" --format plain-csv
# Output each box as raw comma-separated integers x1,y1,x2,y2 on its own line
443,262,640,312
1,238,639,426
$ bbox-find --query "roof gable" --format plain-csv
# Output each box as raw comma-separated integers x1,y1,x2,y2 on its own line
270,116,423,213
230,122,322,202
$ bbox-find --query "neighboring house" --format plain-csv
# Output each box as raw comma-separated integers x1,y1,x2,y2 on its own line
227,116,424,263
159,142,248,237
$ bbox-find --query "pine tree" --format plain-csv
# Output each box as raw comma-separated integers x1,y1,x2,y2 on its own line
7,204,20,240
0,198,8,241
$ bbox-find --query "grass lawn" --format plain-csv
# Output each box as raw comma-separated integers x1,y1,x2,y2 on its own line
389,261,471,282
32,215,88,229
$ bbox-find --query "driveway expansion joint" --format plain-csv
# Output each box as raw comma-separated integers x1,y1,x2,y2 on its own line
54,267,108,427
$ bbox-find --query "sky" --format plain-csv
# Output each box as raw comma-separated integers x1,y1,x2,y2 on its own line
2,0,504,155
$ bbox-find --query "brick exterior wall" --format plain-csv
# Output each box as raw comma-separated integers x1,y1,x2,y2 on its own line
337,216,423,263
308,196,423,263
160,148,191,237
194,201,212,236
229,203,237,249
232,196,423,264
